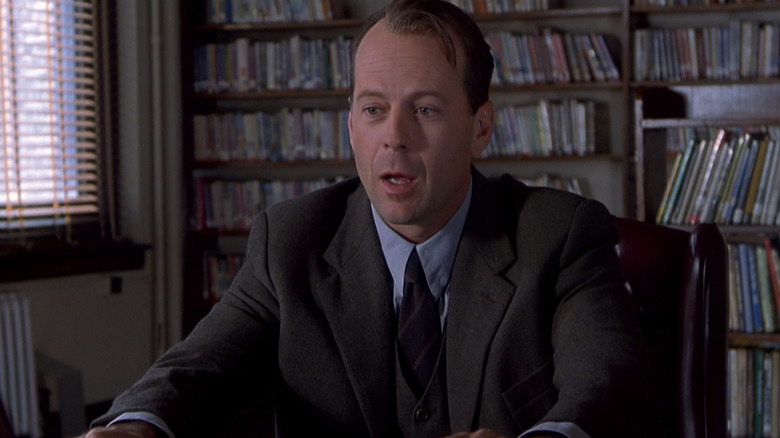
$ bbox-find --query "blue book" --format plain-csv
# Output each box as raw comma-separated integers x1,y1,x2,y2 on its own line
733,137,760,224
738,243,755,333
746,244,764,333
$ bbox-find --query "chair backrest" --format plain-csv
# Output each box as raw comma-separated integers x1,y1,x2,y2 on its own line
613,217,728,438
0,398,14,438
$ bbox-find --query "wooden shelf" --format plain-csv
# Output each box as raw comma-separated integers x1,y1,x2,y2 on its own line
191,18,364,32
472,6,622,21
193,89,350,100
193,158,355,169
631,1,780,13
477,153,621,163
729,332,780,350
640,117,780,129
492,82,624,92
632,78,780,88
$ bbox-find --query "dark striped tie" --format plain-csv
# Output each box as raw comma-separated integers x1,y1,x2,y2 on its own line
397,248,442,391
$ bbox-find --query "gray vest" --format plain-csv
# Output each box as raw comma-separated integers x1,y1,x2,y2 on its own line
395,333,450,437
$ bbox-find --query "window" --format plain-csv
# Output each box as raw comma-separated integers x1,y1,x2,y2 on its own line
0,0,116,245
0,1,144,281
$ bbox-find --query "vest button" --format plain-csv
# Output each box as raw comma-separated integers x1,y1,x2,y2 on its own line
414,408,431,421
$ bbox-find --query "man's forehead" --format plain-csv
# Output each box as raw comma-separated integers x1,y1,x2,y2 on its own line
355,19,463,78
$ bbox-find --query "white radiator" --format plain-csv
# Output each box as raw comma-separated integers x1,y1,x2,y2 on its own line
0,293,39,438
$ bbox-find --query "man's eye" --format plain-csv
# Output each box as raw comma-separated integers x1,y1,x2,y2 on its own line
416,107,434,116
364,107,380,116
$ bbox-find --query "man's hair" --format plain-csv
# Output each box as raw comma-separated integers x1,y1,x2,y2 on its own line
349,0,494,114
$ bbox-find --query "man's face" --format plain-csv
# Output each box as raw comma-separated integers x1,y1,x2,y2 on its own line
348,20,493,243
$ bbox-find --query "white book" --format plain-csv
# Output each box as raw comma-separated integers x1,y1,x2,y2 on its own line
687,28,699,80
634,29,649,81
760,143,780,226
756,139,779,225
672,139,709,225
699,131,733,223
234,38,249,92
752,139,778,224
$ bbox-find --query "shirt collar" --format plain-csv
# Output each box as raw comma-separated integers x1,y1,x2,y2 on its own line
372,180,472,307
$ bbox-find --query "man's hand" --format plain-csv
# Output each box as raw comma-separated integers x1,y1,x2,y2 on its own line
446,430,560,438
446,429,506,438
78,421,159,438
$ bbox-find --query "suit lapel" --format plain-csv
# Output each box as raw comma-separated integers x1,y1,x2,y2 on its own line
318,187,398,436
446,172,518,432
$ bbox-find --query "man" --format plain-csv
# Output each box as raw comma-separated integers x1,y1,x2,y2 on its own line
83,0,660,437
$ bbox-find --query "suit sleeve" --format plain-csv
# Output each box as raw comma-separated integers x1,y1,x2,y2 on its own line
91,211,280,437
542,199,662,437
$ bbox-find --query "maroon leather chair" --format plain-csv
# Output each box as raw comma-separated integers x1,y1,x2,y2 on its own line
613,217,728,438
0,398,14,438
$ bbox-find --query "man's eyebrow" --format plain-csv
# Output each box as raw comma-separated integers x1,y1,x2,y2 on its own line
353,89,451,103
352,89,386,101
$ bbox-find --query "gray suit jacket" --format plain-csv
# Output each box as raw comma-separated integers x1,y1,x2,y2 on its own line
97,170,660,437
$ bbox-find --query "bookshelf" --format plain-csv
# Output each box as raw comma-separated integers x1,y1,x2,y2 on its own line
629,3,780,436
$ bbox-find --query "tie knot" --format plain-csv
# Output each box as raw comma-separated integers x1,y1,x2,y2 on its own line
405,248,427,287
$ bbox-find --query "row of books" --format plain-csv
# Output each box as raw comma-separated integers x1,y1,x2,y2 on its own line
197,173,584,300
656,129,780,226
205,0,342,24
202,252,246,302
0,293,39,438
487,98,605,158
193,173,586,233
728,238,780,334
194,177,346,231
486,30,621,86
634,21,780,82
514,174,585,196
193,109,351,163
728,347,780,438
193,35,352,93
444,0,558,14
664,125,780,154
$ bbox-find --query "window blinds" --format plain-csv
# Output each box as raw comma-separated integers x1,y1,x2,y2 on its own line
0,0,113,244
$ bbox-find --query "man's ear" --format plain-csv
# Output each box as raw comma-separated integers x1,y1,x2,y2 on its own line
471,100,494,159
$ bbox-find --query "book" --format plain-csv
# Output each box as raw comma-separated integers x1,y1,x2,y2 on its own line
716,134,748,224
671,139,710,225
592,33,620,81
661,139,698,224
756,139,780,225
755,244,778,333
747,244,765,333
738,243,756,333
729,244,745,331
742,137,770,223
699,132,735,223
732,136,760,224
752,139,777,224
688,129,728,224
579,34,606,82
754,349,766,436
729,349,740,436
634,29,649,81
768,237,780,323
772,351,780,437
655,151,683,224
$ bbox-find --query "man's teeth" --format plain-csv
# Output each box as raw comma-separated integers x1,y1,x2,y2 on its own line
388,177,410,185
